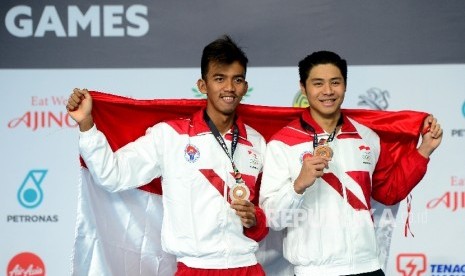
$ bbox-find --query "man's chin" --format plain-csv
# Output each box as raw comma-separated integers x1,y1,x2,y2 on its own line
220,108,236,116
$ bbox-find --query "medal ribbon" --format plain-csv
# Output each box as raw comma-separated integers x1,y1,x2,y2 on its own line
300,114,343,149
203,111,243,183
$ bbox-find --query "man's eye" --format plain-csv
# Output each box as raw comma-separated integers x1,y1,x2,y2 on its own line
234,78,245,84
215,77,224,82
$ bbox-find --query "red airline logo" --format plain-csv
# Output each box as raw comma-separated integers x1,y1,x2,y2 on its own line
7,252,45,276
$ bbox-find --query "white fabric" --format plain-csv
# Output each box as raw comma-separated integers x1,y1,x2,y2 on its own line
71,168,176,276
256,229,294,276
372,200,399,271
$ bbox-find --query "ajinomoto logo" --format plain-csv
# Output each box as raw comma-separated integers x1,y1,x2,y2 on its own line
292,91,309,108
397,253,427,276
426,175,465,212
7,252,45,276
8,95,78,131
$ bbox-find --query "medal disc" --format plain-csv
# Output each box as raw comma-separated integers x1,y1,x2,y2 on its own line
229,183,250,201
314,145,333,158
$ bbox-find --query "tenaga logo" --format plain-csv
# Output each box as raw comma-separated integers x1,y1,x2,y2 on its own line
430,264,465,275
7,252,45,276
5,5,149,38
397,253,427,276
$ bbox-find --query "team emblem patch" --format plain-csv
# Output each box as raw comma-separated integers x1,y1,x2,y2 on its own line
300,151,313,164
185,144,200,163
248,150,260,170
359,145,372,164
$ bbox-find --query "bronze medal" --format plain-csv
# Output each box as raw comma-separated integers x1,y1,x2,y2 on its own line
314,145,333,158
229,182,250,201
300,113,342,161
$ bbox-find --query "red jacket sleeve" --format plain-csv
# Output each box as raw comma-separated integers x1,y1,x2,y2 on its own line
243,206,269,242
371,145,429,205
243,172,269,241
344,109,429,205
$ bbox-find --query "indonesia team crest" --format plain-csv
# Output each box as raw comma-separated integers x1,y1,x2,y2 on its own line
184,144,200,163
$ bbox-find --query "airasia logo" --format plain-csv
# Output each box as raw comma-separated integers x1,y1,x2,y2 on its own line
7,252,45,276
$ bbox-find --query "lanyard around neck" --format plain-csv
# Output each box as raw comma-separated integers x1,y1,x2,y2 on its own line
203,111,240,172
300,114,343,148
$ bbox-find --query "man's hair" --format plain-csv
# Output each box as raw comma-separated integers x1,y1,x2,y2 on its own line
201,35,248,79
298,50,347,87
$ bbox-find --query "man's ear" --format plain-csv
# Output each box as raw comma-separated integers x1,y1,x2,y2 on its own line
300,83,306,96
197,79,207,95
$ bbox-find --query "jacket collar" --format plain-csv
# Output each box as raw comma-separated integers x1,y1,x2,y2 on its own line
191,108,248,139
300,108,358,134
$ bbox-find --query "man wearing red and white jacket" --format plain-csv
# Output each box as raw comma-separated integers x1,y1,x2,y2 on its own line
260,51,442,276
67,35,268,276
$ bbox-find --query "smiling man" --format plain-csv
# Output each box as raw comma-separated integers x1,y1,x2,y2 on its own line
259,50,443,276
66,35,268,276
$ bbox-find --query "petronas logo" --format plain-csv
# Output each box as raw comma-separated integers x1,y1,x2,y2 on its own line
191,87,253,99
292,91,309,108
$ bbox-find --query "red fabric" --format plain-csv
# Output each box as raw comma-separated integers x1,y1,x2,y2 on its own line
175,262,265,276
243,206,269,242
83,90,428,196
372,148,429,205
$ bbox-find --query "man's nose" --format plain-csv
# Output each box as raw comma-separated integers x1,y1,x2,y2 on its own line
322,82,333,94
224,79,236,92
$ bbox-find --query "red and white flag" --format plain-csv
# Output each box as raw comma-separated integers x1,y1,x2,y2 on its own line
71,91,427,275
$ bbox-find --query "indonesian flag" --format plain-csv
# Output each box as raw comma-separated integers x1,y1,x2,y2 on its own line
71,91,427,276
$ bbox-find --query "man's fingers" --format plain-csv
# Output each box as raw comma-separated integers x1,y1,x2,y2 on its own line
236,209,253,218
241,217,256,228
231,199,253,208
67,88,89,111
231,201,255,222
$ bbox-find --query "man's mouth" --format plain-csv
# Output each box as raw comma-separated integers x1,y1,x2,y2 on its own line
320,99,335,106
222,96,235,103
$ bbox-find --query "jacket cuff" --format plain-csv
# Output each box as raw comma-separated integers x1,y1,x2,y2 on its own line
243,206,269,242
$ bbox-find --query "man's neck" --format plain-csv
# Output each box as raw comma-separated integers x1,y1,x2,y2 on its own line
206,110,235,135
310,109,341,133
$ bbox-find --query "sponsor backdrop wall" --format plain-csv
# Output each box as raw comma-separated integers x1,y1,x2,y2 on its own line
2,1,465,275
